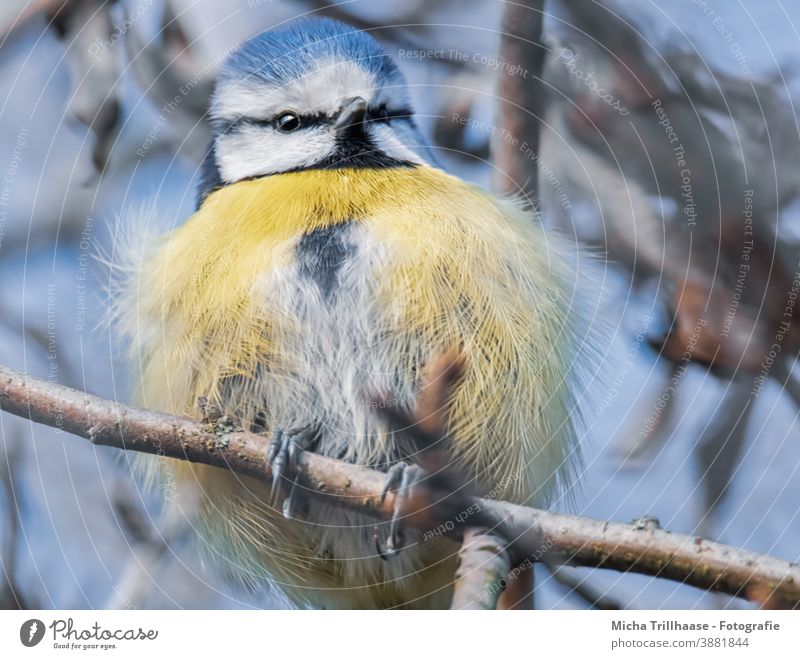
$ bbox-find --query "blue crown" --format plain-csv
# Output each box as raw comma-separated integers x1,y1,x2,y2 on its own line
218,17,404,88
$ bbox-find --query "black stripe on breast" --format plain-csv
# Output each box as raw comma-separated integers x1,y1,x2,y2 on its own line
296,223,353,299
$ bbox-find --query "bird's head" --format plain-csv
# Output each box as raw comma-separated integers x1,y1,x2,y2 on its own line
198,17,432,204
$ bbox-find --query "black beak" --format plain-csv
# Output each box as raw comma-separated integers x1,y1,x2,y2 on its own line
333,96,368,136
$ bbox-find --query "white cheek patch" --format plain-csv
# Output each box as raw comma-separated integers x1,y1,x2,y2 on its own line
215,121,430,181
215,125,336,180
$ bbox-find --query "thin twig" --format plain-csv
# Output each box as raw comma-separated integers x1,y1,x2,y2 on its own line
451,529,511,610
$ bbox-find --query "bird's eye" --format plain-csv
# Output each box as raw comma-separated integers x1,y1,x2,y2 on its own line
276,112,301,132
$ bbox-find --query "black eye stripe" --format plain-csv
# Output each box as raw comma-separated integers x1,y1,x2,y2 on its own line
366,106,414,122
225,114,325,132
222,106,414,133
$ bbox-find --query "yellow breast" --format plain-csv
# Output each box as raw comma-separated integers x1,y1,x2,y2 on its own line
135,164,580,505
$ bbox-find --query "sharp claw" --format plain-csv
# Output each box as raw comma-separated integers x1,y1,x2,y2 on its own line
388,466,415,554
281,439,300,519
379,463,408,558
381,462,406,504
269,430,289,506
379,463,423,558
267,428,282,464
267,427,317,515
282,474,300,519
375,532,390,561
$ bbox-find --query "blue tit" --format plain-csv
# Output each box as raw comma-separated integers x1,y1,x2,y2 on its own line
116,17,595,609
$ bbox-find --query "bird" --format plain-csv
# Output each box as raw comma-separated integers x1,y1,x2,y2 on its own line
114,17,594,609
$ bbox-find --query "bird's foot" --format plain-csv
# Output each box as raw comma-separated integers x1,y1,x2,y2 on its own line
267,427,317,519
377,462,426,560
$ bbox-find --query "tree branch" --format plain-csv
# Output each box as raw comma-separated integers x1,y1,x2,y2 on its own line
0,364,797,608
